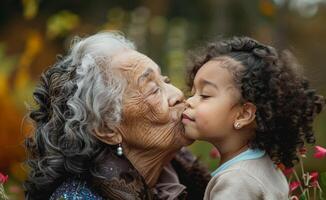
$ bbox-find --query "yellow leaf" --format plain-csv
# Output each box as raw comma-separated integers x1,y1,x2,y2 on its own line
46,11,80,39
22,0,39,20
15,31,43,90
259,0,276,17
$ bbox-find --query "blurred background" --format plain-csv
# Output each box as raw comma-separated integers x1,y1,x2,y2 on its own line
0,0,325,199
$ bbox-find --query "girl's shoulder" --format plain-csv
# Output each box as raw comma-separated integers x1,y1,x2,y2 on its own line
205,168,265,200
220,154,287,184
207,155,289,199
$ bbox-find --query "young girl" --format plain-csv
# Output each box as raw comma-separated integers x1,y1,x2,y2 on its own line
182,37,325,200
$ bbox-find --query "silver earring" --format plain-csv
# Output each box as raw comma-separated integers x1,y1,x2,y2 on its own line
234,122,241,129
117,143,123,156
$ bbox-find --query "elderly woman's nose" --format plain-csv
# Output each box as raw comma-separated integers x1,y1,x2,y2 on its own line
166,84,185,107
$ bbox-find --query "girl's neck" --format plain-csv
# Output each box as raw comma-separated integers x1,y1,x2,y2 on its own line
213,128,255,165
214,139,249,166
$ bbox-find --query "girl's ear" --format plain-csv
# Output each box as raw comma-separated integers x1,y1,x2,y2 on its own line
92,126,122,145
234,102,256,129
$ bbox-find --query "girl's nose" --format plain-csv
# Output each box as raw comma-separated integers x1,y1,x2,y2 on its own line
185,96,195,108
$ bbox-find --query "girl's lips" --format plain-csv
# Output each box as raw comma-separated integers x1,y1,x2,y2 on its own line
182,113,194,121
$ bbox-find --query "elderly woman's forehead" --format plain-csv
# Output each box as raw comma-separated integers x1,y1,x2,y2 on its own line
112,50,160,72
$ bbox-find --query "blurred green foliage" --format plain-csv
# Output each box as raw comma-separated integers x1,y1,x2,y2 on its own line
0,0,326,199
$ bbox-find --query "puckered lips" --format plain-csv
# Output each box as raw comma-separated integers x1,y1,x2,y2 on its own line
182,112,195,124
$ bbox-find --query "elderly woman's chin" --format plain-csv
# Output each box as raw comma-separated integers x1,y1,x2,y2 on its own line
174,122,194,147
171,105,194,147
157,101,194,148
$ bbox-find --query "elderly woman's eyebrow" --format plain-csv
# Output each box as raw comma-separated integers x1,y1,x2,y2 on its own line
137,68,155,85
156,65,162,74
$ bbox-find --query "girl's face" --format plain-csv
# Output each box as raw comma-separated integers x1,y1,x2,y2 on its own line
182,58,242,142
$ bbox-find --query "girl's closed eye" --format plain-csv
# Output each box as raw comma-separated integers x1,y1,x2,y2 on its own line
200,94,211,99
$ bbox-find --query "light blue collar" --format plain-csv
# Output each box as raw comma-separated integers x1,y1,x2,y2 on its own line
211,148,265,177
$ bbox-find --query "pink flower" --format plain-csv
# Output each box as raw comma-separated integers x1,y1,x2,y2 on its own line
289,181,301,192
210,147,220,158
310,171,318,182
0,172,8,184
283,167,294,176
276,163,293,176
277,163,285,171
313,146,326,159
310,171,319,187
299,147,307,156
290,196,299,200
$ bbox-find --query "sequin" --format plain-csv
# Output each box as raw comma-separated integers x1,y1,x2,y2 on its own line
50,178,104,200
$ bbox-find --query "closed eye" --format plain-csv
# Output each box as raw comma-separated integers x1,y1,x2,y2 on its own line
152,87,160,94
200,94,210,99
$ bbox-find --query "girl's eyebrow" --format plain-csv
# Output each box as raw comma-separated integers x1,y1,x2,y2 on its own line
200,79,218,89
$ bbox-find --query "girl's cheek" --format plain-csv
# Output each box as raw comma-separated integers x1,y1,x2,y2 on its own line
195,115,213,137
196,103,210,118
195,106,210,129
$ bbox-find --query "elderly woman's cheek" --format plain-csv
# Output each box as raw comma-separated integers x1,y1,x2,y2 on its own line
122,95,149,121
145,95,168,121
157,96,171,121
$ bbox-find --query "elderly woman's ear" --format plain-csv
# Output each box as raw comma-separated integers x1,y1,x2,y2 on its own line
93,126,122,145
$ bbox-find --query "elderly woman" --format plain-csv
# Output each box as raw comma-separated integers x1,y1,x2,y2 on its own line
24,32,210,200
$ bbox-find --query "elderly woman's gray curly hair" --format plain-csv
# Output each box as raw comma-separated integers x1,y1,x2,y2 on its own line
24,32,135,200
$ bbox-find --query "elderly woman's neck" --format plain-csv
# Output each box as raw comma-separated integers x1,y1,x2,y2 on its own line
124,146,178,187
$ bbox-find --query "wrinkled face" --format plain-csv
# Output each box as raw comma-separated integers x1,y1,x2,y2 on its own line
182,58,242,142
110,50,192,150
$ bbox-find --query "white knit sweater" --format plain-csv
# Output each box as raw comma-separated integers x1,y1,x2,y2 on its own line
204,155,289,200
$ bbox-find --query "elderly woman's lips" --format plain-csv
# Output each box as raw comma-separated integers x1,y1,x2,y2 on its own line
182,113,194,123
171,103,186,121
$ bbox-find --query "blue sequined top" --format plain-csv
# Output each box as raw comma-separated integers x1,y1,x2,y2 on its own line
50,178,104,200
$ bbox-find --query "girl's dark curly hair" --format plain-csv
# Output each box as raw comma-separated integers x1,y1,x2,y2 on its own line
187,36,325,167
24,32,134,200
